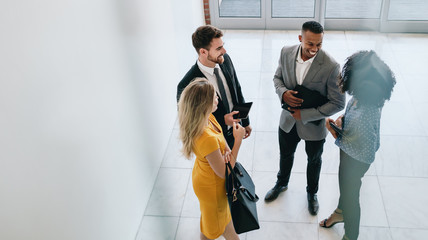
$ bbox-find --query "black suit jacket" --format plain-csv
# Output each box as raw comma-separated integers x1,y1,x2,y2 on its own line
177,54,250,143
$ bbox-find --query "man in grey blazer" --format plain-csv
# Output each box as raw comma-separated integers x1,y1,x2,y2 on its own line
265,21,345,216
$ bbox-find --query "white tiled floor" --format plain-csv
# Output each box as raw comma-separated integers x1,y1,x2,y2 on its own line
139,30,428,240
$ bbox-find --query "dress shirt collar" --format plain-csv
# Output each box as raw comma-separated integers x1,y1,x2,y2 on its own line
197,60,220,76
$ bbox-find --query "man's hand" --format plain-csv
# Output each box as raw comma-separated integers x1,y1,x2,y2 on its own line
282,90,303,107
288,108,302,120
224,111,240,126
244,125,252,139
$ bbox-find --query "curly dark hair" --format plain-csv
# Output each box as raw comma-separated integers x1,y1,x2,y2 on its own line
338,50,396,107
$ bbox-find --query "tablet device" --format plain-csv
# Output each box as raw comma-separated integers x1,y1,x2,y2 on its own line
329,122,343,136
232,102,253,119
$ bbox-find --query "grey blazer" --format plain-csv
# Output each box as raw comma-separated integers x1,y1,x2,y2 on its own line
273,45,345,141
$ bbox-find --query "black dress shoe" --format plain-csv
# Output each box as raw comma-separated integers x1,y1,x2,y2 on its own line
264,184,288,202
307,193,319,215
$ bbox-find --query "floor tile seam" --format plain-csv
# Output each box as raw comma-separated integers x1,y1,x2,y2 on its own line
377,168,394,230
174,172,193,240
319,172,340,176
371,159,379,176
255,67,263,105
137,129,176,239
376,175,428,180
388,226,428,230
144,213,181,218
413,110,428,136
159,166,193,170
253,170,336,174
380,134,428,138
250,170,340,174
137,219,428,233
175,216,200,219
175,131,428,138
135,215,181,239
142,167,190,219
358,224,390,228
251,62,265,172
159,129,178,168
256,220,320,225
142,215,180,218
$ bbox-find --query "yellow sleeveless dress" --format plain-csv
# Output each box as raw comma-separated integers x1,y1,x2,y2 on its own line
192,114,231,239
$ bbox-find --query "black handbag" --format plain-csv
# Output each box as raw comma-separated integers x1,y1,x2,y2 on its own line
225,162,260,234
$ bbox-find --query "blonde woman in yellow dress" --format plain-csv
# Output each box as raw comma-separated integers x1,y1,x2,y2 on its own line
178,78,246,240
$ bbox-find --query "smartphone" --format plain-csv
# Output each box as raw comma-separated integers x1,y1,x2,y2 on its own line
232,102,253,119
329,122,343,136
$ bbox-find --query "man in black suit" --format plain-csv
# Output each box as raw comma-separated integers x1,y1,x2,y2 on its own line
177,25,252,148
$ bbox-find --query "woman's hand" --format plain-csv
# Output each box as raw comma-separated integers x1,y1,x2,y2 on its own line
223,149,232,163
232,122,245,141
334,115,344,128
325,118,338,139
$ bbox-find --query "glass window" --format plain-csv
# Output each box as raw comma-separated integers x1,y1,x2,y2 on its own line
219,0,261,18
388,0,428,21
272,0,315,18
325,0,382,19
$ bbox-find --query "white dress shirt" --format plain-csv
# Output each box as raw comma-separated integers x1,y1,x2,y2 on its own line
197,60,233,112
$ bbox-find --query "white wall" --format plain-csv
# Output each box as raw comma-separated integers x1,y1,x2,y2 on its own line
0,0,203,239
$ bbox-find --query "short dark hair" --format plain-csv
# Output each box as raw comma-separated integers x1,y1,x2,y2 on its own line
302,21,324,34
192,25,223,54
338,50,396,107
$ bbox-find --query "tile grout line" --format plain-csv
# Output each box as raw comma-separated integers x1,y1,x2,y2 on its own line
375,171,393,239
134,127,177,240
174,171,193,240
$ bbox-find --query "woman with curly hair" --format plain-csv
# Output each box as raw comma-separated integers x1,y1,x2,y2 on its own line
319,50,396,240
178,78,245,240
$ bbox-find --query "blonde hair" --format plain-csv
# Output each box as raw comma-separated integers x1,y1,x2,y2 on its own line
178,78,215,159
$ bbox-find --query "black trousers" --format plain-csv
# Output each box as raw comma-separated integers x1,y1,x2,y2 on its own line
277,126,325,194
337,150,370,240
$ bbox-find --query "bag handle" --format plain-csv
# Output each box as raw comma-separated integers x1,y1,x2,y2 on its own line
225,162,259,203
226,162,240,185
225,162,237,201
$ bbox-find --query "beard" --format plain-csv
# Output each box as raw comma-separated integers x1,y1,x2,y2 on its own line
207,53,224,64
